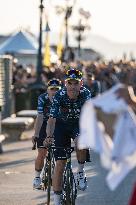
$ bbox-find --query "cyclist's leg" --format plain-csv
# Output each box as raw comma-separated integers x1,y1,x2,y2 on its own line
35,148,47,173
52,159,66,191
74,137,87,164
72,126,87,166
73,127,87,191
33,121,47,188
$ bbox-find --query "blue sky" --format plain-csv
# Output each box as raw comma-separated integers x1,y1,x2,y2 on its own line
0,0,136,43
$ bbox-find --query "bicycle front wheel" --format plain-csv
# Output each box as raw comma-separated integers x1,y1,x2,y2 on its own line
62,169,77,205
47,160,51,205
71,172,77,205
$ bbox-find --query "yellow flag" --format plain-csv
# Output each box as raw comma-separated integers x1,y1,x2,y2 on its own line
43,32,50,67
57,23,64,60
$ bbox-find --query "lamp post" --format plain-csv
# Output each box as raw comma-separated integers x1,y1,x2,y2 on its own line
36,0,44,84
65,6,72,49
29,0,46,110
72,19,85,57
72,8,91,58
55,1,75,49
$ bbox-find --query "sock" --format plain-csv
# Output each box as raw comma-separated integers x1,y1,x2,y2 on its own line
77,161,85,173
53,192,61,205
35,170,42,178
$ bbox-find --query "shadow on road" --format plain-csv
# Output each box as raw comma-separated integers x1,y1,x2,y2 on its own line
32,191,54,205
3,146,32,155
0,158,34,169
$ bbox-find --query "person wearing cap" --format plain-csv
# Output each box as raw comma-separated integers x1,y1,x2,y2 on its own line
44,68,91,205
84,72,101,97
32,78,62,189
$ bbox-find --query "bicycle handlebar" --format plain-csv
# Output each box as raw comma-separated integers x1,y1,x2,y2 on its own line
39,145,75,154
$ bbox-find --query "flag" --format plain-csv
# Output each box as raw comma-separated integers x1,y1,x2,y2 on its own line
79,84,136,190
43,22,50,67
57,23,64,60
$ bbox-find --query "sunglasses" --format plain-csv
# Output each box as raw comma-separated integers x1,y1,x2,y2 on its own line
48,79,61,87
66,69,82,78
49,87,60,91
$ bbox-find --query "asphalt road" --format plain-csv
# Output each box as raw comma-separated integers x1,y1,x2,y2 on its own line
0,133,135,205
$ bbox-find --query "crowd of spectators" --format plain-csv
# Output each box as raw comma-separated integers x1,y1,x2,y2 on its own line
12,59,136,96
11,58,136,112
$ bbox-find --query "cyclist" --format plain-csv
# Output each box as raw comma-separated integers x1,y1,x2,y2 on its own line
44,68,92,205
32,78,62,189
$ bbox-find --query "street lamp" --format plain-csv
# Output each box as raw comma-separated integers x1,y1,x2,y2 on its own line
72,8,91,57
72,19,86,57
65,6,72,49
36,0,44,84
55,0,76,49
29,0,46,110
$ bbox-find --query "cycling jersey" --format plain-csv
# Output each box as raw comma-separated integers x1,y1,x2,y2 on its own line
50,87,91,123
37,93,52,122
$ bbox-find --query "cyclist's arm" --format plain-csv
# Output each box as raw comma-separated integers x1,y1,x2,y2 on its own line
33,113,43,137
46,117,56,138
33,94,45,138
46,90,61,140
46,91,61,138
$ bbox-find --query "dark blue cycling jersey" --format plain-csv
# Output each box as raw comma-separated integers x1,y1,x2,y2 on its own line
49,87,91,123
37,93,52,121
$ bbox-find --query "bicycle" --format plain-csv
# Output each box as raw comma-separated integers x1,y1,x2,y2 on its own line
32,142,77,205
32,140,55,205
41,145,55,205
41,146,77,205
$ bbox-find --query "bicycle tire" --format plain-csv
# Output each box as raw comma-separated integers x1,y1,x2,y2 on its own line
42,161,48,190
51,154,55,185
70,172,77,205
61,169,68,205
62,169,77,205
47,160,51,205
66,169,71,205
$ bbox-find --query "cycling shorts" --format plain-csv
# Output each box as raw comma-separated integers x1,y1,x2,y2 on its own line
53,119,79,160
37,121,47,148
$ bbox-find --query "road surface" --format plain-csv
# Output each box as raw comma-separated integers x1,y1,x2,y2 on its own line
0,132,135,205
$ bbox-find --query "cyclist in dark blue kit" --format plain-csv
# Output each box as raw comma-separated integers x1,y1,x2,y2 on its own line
32,78,62,189
44,68,91,205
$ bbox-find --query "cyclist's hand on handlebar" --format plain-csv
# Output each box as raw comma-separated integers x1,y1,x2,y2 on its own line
32,136,38,150
32,135,38,144
43,136,54,147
